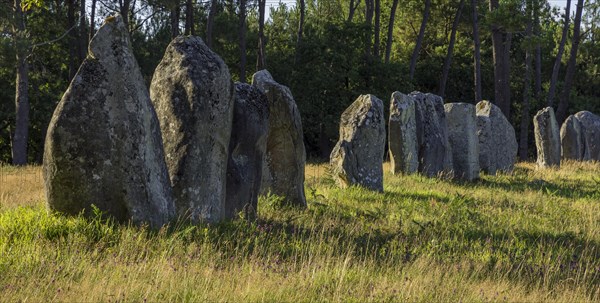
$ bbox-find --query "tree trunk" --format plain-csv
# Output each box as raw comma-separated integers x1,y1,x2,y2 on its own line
120,0,131,29
79,0,87,61
185,0,194,35
519,5,533,161
502,32,512,118
89,0,96,40
206,0,217,48
347,0,361,22
547,0,571,107
533,0,542,100
12,0,29,166
256,0,266,70
384,0,399,63
489,0,509,117
171,6,180,38
409,0,431,80
472,0,482,102
365,0,374,57
438,0,464,97
295,0,305,64
68,0,77,79
556,0,584,124
373,0,381,57
239,0,247,82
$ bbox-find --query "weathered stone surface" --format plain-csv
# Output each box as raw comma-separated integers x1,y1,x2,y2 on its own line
560,114,589,161
409,92,453,177
534,107,561,167
444,103,480,180
476,101,518,174
225,83,269,219
574,111,600,161
150,36,234,223
389,92,418,174
43,15,175,229
330,94,385,191
252,70,307,207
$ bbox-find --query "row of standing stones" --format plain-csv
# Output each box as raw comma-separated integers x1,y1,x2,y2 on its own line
43,16,305,228
534,107,600,168
329,92,519,192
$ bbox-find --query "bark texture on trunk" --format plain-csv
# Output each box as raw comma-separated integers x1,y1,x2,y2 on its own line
472,0,482,102
68,0,77,79
119,0,130,29
12,0,29,166
239,0,247,82
489,0,510,118
365,0,374,57
409,0,431,80
206,0,217,48
79,0,87,62
519,9,533,161
384,0,399,64
185,0,194,35
373,0,381,57
295,0,305,64
547,0,571,107
171,6,180,38
533,0,542,100
438,0,464,97
256,0,266,70
89,0,96,40
347,0,361,22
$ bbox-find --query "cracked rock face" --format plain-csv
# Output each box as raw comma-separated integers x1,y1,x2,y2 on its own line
574,111,600,161
534,107,561,168
330,94,385,192
560,114,590,161
225,83,269,219
252,70,306,207
444,103,480,180
43,15,175,229
476,101,517,174
150,36,234,223
388,92,418,175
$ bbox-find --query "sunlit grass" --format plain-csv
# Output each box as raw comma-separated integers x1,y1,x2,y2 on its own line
1,161,599,301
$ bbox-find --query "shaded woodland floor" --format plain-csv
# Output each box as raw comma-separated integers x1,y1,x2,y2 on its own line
1,162,599,301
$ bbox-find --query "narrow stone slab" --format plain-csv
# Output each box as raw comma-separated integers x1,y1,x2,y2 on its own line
43,15,175,228
534,107,561,167
389,92,418,174
574,111,600,161
150,36,234,223
252,70,307,207
476,101,517,174
330,94,385,191
444,103,480,180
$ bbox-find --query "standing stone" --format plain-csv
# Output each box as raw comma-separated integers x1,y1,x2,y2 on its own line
389,92,418,174
534,107,561,168
150,36,234,223
252,70,307,207
476,101,518,174
560,114,589,161
225,83,269,219
410,92,453,177
330,94,385,191
43,15,175,229
444,103,480,180
574,111,600,161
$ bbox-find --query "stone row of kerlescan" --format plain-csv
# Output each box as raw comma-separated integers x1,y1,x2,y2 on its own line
534,107,600,168
328,93,519,192
43,15,307,228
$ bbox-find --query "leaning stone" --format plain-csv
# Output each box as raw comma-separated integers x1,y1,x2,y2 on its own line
150,36,234,223
43,15,175,229
252,70,307,207
225,83,269,220
330,94,385,191
574,111,600,161
534,107,561,167
476,101,518,174
444,103,480,180
388,92,418,174
560,114,589,161
410,92,453,177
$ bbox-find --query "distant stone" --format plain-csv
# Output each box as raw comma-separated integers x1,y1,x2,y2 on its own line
534,107,561,167
560,114,589,161
574,111,600,161
43,15,175,229
150,36,234,223
225,83,269,220
389,92,418,175
252,70,307,207
444,103,480,180
476,101,518,174
330,94,385,191
410,92,453,177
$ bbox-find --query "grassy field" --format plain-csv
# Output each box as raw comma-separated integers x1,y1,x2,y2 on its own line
1,162,599,302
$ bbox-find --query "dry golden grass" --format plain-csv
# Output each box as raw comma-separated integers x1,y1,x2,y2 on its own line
0,165,44,209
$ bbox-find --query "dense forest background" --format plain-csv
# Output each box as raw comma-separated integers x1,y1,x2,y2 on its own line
0,0,598,164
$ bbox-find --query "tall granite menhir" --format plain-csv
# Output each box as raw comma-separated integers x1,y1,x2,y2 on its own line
560,114,589,161
43,15,175,229
575,111,600,161
252,70,307,207
534,107,561,168
444,103,479,180
225,83,269,219
150,36,234,223
388,92,418,175
476,101,517,174
330,94,385,191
